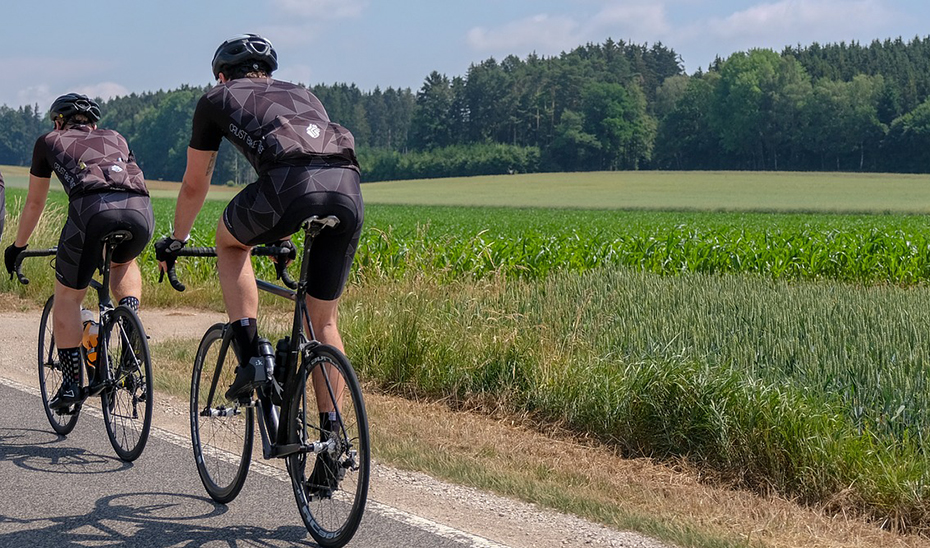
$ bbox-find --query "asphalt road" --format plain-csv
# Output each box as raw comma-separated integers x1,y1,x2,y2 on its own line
0,379,504,547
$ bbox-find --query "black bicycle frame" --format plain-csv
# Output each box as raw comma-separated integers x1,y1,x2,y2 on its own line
86,231,136,396
14,230,137,397
179,216,345,460
259,218,337,458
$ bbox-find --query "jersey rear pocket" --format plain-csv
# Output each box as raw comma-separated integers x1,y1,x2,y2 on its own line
261,115,357,165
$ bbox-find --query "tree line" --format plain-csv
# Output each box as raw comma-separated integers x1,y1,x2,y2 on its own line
3,36,930,183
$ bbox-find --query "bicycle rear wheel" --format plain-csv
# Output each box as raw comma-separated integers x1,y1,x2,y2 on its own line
190,323,254,503
287,344,369,547
100,306,153,461
37,295,80,434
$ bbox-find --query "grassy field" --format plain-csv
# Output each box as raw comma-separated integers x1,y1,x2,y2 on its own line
4,167,930,542
360,170,930,212
5,165,930,211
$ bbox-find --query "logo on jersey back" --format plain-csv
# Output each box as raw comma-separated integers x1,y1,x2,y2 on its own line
306,124,321,139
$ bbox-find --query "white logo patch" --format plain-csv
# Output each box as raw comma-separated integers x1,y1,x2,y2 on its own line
110,165,124,173
306,124,321,138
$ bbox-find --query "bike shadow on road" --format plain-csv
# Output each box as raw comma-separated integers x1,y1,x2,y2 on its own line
0,427,132,474
0,491,320,547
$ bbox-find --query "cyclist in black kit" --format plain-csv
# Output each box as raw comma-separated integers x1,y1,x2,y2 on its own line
5,94,154,410
155,35,363,474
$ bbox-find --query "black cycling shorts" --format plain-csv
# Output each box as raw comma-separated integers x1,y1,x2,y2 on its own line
222,165,364,301
57,192,155,289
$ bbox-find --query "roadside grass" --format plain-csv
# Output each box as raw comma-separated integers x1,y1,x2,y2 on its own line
339,272,930,531
143,267,930,536
145,282,926,547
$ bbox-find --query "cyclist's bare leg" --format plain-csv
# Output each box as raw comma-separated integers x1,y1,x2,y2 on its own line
215,219,258,321
307,295,346,414
52,281,88,348
109,259,142,304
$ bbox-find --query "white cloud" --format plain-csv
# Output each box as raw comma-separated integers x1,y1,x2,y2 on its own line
467,14,582,54
700,0,894,43
662,0,898,68
461,0,899,72
12,81,129,112
74,82,131,102
465,2,672,56
269,0,367,19
261,0,368,47
590,3,670,37
16,84,54,111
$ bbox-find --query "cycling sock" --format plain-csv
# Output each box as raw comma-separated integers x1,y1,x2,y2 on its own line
118,296,140,312
231,318,259,364
58,347,83,384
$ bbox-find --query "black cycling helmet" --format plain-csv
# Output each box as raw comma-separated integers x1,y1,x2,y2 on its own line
49,93,101,123
212,34,278,79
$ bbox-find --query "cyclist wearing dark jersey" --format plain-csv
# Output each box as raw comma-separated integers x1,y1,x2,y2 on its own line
155,35,363,412
5,93,155,410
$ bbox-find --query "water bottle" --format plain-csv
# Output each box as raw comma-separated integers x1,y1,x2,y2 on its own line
81,309,98,366
256,337,275,382
274,337,290,384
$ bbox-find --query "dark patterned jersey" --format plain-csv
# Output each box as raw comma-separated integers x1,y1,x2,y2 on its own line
189,78,359,174
30,125,149,198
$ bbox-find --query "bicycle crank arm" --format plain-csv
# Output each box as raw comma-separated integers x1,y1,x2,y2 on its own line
85,379,114,398
200,406,242,417
271,440,332,459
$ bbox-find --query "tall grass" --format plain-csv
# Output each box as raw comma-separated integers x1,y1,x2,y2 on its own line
341,270,930,531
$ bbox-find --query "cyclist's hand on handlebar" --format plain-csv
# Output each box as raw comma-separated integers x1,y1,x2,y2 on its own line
153,235,187,280
268,239,297,266
4,243,27,279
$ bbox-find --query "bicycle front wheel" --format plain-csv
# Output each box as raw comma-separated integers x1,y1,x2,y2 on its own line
190,323,253,503
100,306,153,462
37,295,80,435
287,344,369,547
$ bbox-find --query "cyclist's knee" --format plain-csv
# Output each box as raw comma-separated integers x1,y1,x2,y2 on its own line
306,296,339,329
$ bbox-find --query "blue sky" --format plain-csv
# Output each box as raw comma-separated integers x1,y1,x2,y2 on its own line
3,0,928,110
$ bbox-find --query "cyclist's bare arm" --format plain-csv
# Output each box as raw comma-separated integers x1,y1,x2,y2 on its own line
14,175,51,246
173,147,217,241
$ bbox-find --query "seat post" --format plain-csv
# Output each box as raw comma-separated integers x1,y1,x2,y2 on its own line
98,231,133,309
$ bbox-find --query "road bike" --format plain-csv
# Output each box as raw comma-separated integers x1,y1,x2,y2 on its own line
167,215,369,547
15,230,154,462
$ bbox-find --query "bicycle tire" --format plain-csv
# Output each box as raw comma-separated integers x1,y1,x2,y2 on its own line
190,323,254,503
37,295,80,435
100,305,153,462
287,344,369,547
